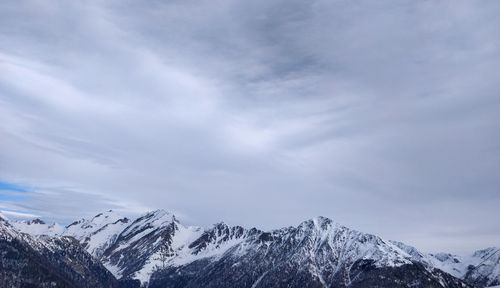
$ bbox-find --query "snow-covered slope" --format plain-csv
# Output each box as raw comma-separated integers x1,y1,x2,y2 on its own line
149,216,467,288
100,209,200,282
10,209,497,287
11,218,65,236
463,247,500,287
428,248,500,288
0,214,121,288
64,210,131,257
11,209,194,283
428,252,470,278
391,240,500,287
12,210,131,258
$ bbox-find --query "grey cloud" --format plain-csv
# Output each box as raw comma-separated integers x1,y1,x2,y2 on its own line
1,0,499,254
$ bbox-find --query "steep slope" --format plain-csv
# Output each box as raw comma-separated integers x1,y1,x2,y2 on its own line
64,210,131,258
463,247,500,287
391,241,500,287
100,209,203,283
11,209,202,284
12,210,494,287
12,210,132,258
149,217,469,288
0,215,124,288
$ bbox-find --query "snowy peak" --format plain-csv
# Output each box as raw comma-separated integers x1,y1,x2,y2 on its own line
472,247,499,259
66,218,85,229
4,208,182,284
119,209,175,238
65,210,129,234
188,222,248,255
7,210,496,287
112,209,177,248
11,218,64,237
296,216,347,242
390,240,427,261
464,247,500,287
26,218,46,225
99,209,183,282
9,210,133,258
62,210,131,258
298,216,337,231
0,216,120,287
309,215,336,229
390,241,500,287
433,252,462,263
89,210,127,226
283,216,412,269
148,216,468,288
65,210,129,233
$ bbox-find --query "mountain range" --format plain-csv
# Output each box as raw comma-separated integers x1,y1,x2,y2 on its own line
1,209,498,288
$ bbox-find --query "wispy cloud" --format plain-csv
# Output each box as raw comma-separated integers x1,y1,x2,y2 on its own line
1,0,499,253
0,210,40,219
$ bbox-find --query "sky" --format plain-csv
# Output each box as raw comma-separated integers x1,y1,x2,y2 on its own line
1,0,499,254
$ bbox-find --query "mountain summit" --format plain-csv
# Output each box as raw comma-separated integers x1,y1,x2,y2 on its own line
6,210,499,287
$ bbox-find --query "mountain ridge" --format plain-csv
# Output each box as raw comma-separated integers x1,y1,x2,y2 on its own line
0,214,129,288
7,209,499,287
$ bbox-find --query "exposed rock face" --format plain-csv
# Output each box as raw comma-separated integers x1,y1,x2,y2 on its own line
11,209,202,283
148,217,469,288
0,215,128,288
10,210,498,288
392,241,500,287
463,248,500,287
100,210,183,281
63,209,132,258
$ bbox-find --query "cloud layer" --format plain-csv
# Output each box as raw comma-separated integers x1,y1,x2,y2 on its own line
1,0,499,253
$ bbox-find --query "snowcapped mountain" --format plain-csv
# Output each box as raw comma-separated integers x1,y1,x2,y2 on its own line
99,209,200,282
12,209,203,283
12,210,132,258
149,216,468,288
391,241,500,287
0,214,125,288
463,248,500,287
11,218,65,236
7,210,498,287
64,209,132,258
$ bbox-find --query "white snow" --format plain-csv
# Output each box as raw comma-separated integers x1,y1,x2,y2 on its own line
11,210,131,259
12,220,64,236
131,224,203,283
391,240,500,286
251,271,269,288
6,210,500,287
63,210,131,257
104,262,123,279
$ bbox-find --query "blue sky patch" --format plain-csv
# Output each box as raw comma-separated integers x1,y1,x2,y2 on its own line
0,181,29,193
0,181,30,201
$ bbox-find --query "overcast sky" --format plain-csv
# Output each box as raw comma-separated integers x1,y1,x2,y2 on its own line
1,0,499,254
